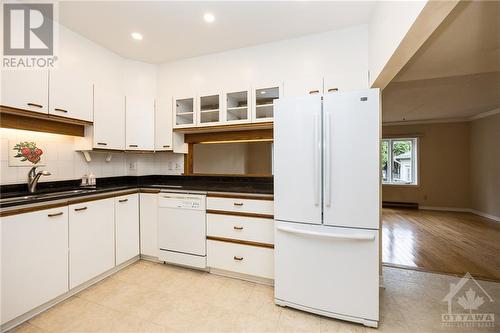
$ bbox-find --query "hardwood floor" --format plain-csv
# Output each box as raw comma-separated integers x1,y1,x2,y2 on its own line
382,208,500,281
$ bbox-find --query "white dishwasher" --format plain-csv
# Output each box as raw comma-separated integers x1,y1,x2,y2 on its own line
158,192,207,269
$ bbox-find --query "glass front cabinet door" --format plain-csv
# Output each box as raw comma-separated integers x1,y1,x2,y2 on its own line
173,96,196,128
224,89,251,124
197,92,222,126
252,83,282,122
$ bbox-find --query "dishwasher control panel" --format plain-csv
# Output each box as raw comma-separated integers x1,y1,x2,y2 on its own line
158,193,206,210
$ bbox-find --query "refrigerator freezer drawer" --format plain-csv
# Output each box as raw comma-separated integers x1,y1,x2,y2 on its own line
274,221,379,322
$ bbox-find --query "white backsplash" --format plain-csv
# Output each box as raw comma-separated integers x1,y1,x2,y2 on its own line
0,128,184,185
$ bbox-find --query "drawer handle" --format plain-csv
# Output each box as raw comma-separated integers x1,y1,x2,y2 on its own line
74,207,88,212
233,256,244,261
129,144,138,148
97,142,108,146
233,202,244,206
54,108,68,113
163,145,170,148
233,226,244,230
119,199,128,203
327,88,339,93
27,102,43,108
309,90,320,95
48,212,63,217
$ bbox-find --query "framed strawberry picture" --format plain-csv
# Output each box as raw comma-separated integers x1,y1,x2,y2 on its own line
9,141,46,167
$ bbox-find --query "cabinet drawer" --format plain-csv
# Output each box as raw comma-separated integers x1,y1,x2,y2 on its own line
207,197,273,215
207,214,274,245
207,240,274,279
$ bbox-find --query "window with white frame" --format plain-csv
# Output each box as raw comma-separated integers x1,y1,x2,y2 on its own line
381,138,418,185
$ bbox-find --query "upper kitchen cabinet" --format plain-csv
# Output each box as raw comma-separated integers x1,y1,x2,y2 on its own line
49,25,94,122
174,96,196,128
155,98,173,151
197,92,222,126
123,60,157,151
1,70,49,114
93,84,125,150
92,51,126,150
284,76,324,98
126,96,155,151
224,88,251,124
252,83,282,123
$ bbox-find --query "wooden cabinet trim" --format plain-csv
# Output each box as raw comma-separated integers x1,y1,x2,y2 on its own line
0,202,68,217
207,193,273,201
207,236,274,249
206,209,273,219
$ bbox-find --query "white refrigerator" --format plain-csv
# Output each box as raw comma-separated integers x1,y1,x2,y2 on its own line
274,89,380,328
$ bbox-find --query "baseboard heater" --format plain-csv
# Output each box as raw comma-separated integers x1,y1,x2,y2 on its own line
382,201,419,209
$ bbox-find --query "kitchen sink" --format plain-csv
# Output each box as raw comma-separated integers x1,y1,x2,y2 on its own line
0,189,92,205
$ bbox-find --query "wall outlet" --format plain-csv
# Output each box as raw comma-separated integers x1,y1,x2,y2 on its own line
128,162,137,171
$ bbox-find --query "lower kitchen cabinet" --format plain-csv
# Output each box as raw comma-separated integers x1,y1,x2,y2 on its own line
115,193,140,265
69,198,115,289
139,193,158,258
1,207,69,324
207,240,274,279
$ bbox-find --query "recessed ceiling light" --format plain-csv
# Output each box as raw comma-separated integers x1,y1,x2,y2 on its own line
204,13,215,23
131,32,143,41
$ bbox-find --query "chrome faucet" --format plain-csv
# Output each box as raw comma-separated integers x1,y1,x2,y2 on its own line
27,166,51,193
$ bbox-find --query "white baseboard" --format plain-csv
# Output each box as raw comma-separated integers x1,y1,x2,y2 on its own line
419,206,500,222
469,209,500,222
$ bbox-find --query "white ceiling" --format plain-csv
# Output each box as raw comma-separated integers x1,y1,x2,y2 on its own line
58,1,375,64
383,0,500,123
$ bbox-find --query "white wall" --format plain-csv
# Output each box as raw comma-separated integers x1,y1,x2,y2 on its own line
158,25,368,97
369,0,427,86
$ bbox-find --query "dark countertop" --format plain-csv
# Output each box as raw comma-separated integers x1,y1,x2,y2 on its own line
0,175,274,209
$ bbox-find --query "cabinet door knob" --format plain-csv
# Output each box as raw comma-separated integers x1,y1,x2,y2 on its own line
48,212,63,217
74,207,87,212
27,102,43,108
309,90,320,95
54,108,68,113
118,199,128,203
97,142,108,146
233,202,244,206
233,256,244,261
327,88,339,93
233,226,244,230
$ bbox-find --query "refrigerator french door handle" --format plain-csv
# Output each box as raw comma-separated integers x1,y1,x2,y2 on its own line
314,113,320,206
324,112,332,207
276,225,375,241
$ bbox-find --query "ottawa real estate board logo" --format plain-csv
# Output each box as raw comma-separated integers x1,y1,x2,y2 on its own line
2,2,58,69
442,272,495,328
